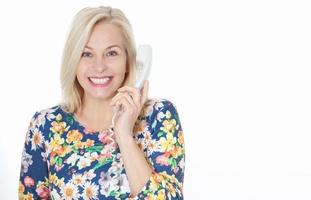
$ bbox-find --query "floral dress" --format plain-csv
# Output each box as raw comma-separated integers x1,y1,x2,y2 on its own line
18,98,185,200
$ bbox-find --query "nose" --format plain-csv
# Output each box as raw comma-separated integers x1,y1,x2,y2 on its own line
93,57,108,72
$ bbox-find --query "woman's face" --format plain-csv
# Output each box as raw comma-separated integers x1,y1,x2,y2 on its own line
76,22,127,101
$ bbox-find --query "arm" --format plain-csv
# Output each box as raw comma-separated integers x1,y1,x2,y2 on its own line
119,100,185,199
18,112,50,200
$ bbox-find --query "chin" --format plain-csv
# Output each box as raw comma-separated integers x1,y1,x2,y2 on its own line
87,90,115,100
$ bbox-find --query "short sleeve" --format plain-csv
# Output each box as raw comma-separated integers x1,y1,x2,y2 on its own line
18,112,50,199
130,100,186,200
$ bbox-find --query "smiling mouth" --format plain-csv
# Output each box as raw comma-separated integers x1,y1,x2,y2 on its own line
88,76,113,87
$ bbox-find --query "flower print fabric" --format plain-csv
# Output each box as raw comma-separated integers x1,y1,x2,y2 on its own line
18,98,185,200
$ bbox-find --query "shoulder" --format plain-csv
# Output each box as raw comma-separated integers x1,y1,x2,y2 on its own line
142,98,178,115
141,98,180,125
28,104,63,132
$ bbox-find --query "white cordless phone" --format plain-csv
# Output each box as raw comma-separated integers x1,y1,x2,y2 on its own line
135,44,152,89
110,44,152,130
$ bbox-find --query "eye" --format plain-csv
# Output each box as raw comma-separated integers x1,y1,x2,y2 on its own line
81,52,92,58
106,50,118,57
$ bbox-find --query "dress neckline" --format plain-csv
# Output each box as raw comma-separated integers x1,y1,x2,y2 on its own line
74,113,114,134
59,105,113,134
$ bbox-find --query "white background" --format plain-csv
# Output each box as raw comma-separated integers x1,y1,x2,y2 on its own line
0,0,310,199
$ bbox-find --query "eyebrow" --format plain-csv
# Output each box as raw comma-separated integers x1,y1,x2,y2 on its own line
84,44,121,50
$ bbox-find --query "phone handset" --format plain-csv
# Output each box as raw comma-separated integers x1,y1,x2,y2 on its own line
110,44,152,130
135,44,152,89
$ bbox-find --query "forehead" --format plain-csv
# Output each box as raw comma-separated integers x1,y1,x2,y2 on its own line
86,22,124,49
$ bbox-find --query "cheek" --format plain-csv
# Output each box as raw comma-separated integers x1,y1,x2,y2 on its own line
113,59,127,74
76,65,88,85
114,68,126,76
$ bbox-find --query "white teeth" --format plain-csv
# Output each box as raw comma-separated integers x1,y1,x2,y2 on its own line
89,77,111,84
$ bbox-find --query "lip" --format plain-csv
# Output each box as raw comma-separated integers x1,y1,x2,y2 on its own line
89,75,113,78
88,76,113,88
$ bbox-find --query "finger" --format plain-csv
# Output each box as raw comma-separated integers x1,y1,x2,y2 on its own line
110,92,123,105
140,80,149,105
111,92,138,112
117,86,141,104
121,92,138,110
118,85,140,93
117,96,133,113
110,92,127,106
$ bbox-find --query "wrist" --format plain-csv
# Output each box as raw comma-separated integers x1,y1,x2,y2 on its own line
115,130,134,145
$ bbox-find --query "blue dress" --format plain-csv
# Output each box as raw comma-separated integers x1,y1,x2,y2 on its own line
18,98,185,200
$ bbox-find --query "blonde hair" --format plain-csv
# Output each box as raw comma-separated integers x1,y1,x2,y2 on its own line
60,6,137,113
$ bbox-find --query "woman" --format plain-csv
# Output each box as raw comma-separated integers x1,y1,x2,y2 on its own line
18,6,185,200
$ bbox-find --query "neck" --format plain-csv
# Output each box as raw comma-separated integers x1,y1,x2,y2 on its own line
75,94,115,131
